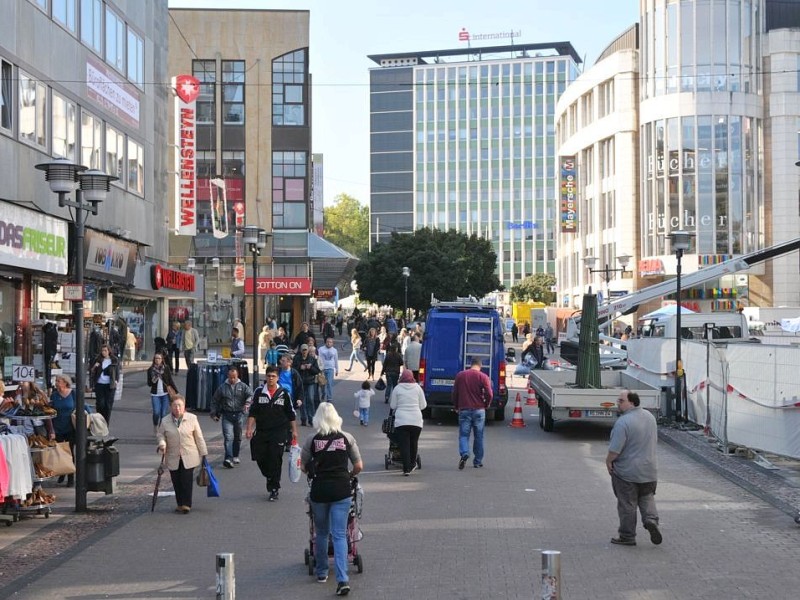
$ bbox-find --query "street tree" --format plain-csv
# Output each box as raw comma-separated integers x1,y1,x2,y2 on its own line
354,228,500,313
510,273,557,304
323,193,369,258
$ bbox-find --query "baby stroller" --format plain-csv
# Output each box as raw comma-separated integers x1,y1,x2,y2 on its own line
304,477,365,575
384,415,422,471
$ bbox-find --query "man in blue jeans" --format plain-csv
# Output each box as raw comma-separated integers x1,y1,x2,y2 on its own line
451,358,493,469
211,367,253,468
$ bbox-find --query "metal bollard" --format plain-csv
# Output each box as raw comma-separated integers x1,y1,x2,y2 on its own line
216,553,235,600
540,550,561,600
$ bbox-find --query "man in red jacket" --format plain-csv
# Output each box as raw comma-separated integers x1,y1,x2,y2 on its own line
452,358,493,469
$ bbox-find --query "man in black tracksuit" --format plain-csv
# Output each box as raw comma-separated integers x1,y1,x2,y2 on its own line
245,366,298,501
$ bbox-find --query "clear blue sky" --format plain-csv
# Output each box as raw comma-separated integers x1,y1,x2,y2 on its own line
168,0,638,206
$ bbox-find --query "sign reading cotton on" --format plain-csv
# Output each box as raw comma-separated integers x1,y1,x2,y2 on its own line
173,75,200,236
560,156,577,233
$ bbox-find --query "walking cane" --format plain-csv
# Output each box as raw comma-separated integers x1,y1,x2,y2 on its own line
151,454,166,512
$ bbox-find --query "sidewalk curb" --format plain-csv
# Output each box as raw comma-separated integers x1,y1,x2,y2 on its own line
659,428,800,522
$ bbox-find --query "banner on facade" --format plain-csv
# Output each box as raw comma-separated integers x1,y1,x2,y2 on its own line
0,201,68,274
83,229,137,285
244,277,313,295
560,156,577,233
209,178,229,239
173,75,200,236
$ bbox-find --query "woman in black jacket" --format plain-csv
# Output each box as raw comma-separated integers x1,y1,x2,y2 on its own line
379,343,403,403
362,328,380,380
90,344,119,426
147,352,178,433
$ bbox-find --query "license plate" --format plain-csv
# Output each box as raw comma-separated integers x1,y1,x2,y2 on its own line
586,410,614,417
431,378,454,386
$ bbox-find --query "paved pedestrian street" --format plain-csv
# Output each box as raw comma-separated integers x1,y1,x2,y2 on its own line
3,361,800,599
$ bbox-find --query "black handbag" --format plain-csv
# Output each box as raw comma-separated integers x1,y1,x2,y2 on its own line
375,378,386,391
381,413,395,434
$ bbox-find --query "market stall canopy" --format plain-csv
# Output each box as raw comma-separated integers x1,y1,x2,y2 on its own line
641,305,697,320
780,316,800,333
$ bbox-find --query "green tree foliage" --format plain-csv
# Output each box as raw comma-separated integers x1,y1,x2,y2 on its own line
354,228,500,312
510,273,557,304
323,193,369,258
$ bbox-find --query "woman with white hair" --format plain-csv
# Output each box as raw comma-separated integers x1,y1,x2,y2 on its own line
301,402,363,596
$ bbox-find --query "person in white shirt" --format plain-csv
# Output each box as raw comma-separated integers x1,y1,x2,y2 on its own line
353,380,374,426
317,337,339,402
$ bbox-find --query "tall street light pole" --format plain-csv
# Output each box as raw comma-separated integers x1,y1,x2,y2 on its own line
669,230,691,422
243,226,268,386
35,158,117,513
402,266,410,323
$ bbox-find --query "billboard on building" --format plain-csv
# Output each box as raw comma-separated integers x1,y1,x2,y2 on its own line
560,156,577,233
173,75,200,236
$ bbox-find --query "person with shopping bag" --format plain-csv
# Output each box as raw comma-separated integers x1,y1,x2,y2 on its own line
49,375,77,487
156,395,208,514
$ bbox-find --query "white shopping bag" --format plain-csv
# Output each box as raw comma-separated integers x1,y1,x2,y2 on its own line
288,442,302,483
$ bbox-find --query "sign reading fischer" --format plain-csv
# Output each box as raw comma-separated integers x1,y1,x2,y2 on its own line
151,264,196,292
244,277,312,295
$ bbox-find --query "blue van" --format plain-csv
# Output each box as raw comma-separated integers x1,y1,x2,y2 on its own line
419,299,508,421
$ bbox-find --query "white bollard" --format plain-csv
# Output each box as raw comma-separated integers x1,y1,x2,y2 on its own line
540,550,561,599
216,553,235,600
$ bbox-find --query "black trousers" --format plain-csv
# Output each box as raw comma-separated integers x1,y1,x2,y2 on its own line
94,383,115,425
253,436,285,493
169,345,180,372
393,425,422,473
169,459,195,508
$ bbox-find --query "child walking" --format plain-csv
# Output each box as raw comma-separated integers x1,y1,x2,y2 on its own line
354,380,375,426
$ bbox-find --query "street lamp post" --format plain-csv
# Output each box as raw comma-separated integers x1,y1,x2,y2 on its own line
669,230,692,421
243,226,268,386
402,267,410,324
583,254,632,301
35,158,117,513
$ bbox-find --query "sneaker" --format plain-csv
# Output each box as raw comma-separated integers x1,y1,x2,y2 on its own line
232,457,240,465
644,521,663,545
336,582,350,596
458,455,468,470
317,574,328,583
223,459,234,469
473,463,483,468
403,471,410,476
268,490,279,502
610,537,636,546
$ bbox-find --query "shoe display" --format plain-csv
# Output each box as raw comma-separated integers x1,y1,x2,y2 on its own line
232,457,240,465
458,455,468,470
644,521,662,545
610,537,636,546
223,459,234,469
336,582,350,596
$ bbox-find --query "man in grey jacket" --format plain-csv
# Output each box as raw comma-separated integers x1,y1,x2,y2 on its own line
403,334,422,381
605,390,662,546
211,367,253,468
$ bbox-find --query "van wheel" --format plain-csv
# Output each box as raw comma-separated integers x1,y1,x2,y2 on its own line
542,404,554,432
538,407,544,429
493,407,505,422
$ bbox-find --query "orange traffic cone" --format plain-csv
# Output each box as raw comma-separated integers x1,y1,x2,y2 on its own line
509,392,526,428
525,386,538,406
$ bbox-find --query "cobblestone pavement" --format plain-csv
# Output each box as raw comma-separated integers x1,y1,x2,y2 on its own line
2,338,800,599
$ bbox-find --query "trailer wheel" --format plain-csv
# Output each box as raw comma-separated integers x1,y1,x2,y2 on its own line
493,406,506,422
542,404,554,432
538,407,544,429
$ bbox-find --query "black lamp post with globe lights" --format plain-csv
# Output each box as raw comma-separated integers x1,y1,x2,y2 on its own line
668,230,692,421
35,158,117,513
243,226,269,386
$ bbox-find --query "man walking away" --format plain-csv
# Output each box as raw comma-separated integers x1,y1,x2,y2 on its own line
452,358,493,469
544,323,555,354
245,366,298,501
211,367,252,468
403,334,422,381
606,390,662,546
166,321,182,373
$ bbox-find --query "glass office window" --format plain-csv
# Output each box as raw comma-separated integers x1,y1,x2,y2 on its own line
193,60,216,124
127,138,144,194
19,71,47,148
1,59,12,132
53,0,76,33
81,110,101,169
81,0,102,54
105,6,125,72
105,124,123,178
127,29,144,87
222,60,244,124
52,92,76,160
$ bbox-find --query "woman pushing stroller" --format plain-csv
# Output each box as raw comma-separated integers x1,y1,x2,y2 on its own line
301,402,363,596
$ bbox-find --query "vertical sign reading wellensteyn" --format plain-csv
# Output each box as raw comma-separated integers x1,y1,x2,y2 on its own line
560,156,577,233
173,75,200,236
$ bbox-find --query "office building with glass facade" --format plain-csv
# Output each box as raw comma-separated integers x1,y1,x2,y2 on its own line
369,43,581,290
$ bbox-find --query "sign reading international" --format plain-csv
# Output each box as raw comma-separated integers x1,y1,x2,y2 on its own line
173,75,200,236
560,157,577,233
